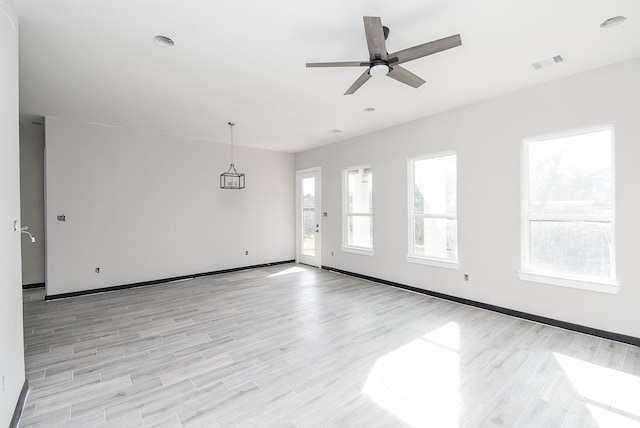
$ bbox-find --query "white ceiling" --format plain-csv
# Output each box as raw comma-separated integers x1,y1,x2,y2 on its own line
15,0,640,153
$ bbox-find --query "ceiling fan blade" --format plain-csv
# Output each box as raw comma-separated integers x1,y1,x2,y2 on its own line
306,61,369,68
363,16,388,61
344,69,372,95
387,65,426,88
388,34,461,65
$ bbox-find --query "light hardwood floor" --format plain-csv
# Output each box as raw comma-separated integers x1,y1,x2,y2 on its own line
19,263,640,427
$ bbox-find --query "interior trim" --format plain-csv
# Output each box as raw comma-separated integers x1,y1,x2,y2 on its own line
341,246,375,256
322,265,640,347
518,270,619,294
22,282,45,290
9,379,29,428
406,255,460,269
44,260,295,300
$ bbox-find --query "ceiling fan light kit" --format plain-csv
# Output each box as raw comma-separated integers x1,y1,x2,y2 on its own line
306,16,462,95
370,63,389,76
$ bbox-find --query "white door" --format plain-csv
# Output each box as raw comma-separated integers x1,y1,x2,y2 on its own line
296,168,321,267
0,2,26,425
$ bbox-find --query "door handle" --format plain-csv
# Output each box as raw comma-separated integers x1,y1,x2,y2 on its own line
14,221,36,242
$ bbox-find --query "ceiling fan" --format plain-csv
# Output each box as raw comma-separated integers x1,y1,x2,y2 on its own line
306,16,462,95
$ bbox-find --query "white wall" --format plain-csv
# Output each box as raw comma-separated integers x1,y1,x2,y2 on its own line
20,123,46,285
0,0,26,424
296,58,640,338
45,118,294,296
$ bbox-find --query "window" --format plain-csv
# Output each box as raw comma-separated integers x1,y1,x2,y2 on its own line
408,153,458,267
342,166,373,255
521,126,616,292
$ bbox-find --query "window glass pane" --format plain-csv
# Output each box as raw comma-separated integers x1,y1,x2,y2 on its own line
348,215,372,248
530,220,611,279
414,155,456,215
528,129,612,216
348,168,372,214
302,232,315,256
414,218,457,260
301,177,315,256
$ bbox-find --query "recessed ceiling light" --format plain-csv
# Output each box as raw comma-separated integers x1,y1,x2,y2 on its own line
330,129,343,134
153,35,175,47
601,16,627,28
363,107,376,112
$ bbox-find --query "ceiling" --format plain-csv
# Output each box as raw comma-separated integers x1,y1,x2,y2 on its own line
15,0,640,153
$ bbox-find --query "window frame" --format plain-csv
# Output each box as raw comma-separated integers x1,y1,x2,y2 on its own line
342,165,374,256
407,151,460,269
519,124,618,294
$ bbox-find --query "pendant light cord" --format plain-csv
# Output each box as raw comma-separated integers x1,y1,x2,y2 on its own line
228,122,235,165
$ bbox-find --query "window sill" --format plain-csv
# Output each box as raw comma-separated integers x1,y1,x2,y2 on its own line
517,271,619,294
341,246,374,256
406,255,460,270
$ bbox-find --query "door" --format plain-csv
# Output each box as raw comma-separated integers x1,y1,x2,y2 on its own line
296,167,321,267
0,1,26,425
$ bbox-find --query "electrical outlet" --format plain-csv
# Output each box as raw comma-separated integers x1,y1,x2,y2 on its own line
95,267,100,274
245,251,249,255
331,251,334,256
464,274,469,281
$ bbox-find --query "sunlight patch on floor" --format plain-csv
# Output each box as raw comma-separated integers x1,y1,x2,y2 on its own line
585,404,640,428
555,353,640,425
362,322,460,427
267,266,307,277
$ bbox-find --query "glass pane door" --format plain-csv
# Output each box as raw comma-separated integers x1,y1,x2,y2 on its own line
296,168,321,267
302,177,316,256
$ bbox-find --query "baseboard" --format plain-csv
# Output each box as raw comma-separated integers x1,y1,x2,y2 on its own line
9,379,29,428
45,260,295,300
322,265,640,347
22,282,45,290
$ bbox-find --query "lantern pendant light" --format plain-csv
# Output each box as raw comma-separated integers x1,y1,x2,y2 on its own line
220,122,245,189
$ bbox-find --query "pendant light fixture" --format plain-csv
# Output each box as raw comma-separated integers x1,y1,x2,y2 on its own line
220,122,245,189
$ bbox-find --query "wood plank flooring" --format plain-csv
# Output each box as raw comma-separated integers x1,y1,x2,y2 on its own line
19,263,640,427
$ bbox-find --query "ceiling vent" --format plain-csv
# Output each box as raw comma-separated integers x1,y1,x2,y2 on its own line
532,55,563,70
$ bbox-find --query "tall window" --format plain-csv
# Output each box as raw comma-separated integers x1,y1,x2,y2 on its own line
521,126,615,288
343,166,373,254
408,153,458,266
